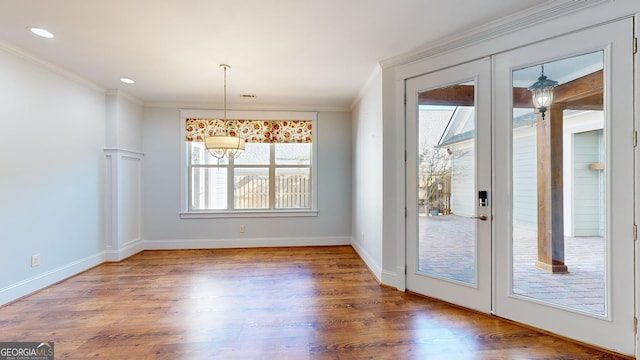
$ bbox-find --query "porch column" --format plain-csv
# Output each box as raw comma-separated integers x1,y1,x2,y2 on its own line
535,106,568,273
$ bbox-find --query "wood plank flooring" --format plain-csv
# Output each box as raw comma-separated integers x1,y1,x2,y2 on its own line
0,246,630,359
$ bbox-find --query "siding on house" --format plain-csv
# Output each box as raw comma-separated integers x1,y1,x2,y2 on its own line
450,141,475,217
571,130,604,236
512,126,538,230
438,107,605,237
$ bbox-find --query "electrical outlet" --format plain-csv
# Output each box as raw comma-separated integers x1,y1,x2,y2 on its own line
31,254,41,267
361,232,365,243
240,225,245,233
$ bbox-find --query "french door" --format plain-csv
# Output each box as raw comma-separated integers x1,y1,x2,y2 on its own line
493,19,635,355
405,58,492,313
406,18,635,355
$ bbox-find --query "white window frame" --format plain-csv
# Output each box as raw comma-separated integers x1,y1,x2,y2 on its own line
179,109,318,218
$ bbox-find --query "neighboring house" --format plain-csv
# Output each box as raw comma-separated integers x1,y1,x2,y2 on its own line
437,106,476,218
437,106,605,237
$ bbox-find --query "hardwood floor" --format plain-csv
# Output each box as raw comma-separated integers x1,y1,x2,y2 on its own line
0,246,630,359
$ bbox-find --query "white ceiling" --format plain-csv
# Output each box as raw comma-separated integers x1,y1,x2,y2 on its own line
0,0,545,109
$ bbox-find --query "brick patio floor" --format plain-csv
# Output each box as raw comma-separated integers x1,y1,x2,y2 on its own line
418,214,605,315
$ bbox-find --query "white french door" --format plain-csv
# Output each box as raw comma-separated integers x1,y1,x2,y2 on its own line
405,58,492,313
493,19,635,355
406,18,635,355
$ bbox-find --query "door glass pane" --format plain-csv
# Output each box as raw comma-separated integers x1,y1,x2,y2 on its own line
417,81,477,285
511,51,606,315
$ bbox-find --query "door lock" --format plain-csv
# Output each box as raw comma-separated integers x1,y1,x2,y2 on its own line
479,190,488,207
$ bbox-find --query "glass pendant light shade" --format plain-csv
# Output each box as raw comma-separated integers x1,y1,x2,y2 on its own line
531,86,554,109
527,65,558,120
205,135,245,159
204,64,245,159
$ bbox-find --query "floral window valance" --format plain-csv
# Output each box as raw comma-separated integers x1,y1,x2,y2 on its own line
185,118,312,143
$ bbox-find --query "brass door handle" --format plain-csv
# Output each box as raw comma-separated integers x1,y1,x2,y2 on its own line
472,214,488,221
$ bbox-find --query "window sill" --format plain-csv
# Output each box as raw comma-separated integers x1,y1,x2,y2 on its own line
180,210,318,219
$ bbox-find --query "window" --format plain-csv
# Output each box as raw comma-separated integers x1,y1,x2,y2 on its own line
180,110,317,217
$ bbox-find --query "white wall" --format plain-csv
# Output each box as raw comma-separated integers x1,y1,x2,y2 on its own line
351,67,384,279
0,45,106,305
141,107,352,247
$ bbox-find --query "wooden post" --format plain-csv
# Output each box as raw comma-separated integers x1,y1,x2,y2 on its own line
535,106,568,273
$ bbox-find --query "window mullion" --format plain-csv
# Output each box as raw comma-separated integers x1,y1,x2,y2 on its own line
188,163,194,211
269,143,276,209
228,159,235,210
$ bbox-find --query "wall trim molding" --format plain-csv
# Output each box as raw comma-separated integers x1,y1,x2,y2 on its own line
0,252,104,307
105,89,144,106
0,40,105,94
1,238,359,306
143,236,351,250
350,64,382,111
104,239,144,262
380,0,611,69
148,103,350,112
104,148,145,157
383,268,403,291
350,238,383,283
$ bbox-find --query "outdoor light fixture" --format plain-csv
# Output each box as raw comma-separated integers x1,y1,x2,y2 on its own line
527,65,558,120
204,64,245,159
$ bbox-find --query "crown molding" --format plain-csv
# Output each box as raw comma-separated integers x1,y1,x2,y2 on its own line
106,89,144,106
379,0,611,69
145,102,350,112
350,64,382,111
0,39,105,94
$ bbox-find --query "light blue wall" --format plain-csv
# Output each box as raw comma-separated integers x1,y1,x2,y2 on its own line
351,68,384,278
140,107,352,245
0,46,107,304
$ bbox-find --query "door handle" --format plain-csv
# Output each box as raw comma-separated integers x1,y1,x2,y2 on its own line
472,214,488,221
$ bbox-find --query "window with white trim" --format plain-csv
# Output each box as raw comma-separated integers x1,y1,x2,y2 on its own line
181,110,317,216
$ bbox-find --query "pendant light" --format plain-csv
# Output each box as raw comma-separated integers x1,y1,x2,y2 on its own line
204,64,245,159
527,65,558,120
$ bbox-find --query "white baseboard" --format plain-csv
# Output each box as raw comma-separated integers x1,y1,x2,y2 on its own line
350,238,383,283
382,269,401,290
104,239,144,262
143,236,351,250
0,252,104,307
0,236,352,307
351,238,401,289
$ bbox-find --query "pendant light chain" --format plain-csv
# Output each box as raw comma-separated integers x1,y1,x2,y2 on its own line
222,64,228,134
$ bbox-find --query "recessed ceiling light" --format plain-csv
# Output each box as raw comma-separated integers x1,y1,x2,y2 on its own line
28,27,54,39
120,78,135,84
